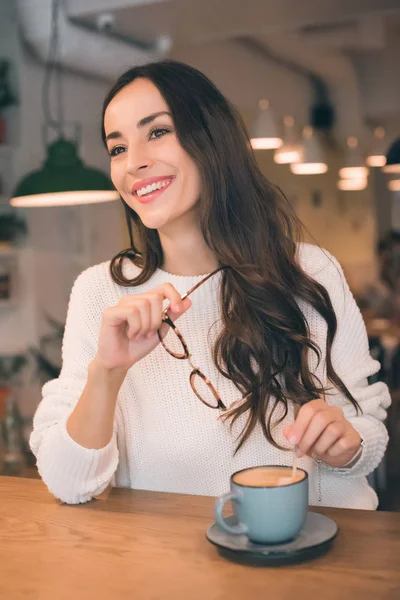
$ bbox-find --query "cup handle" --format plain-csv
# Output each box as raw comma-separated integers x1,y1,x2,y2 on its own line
214,491,248,536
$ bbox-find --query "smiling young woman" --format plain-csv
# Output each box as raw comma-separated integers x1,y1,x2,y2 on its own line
29,60,390,509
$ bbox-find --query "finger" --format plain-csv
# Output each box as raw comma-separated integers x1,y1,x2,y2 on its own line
325,432,360,459
133,298,151,337
157,297,193,344
127,307,142,339
157,283,186,313
103,305,139,329
168,297,192,321
286,399,326,446
147,294,164,338
311,422,343,458
119,283,184,314
118,294,135,306
296,409,338,458
283,405,301,440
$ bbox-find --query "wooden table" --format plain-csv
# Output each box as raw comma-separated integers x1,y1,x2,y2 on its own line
1,478,399,600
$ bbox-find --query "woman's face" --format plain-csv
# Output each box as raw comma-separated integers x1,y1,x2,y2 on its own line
104,78,202,231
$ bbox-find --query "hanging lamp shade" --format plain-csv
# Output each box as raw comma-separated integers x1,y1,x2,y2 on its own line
290,126,328,175
339,136,368,180
250,99,283,150
366,127,387,168
337,177,368,191
274,116,300,164
383,137,400,174
10,139,119,207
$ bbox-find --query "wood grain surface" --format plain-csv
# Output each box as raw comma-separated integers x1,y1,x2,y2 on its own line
0,477,399,600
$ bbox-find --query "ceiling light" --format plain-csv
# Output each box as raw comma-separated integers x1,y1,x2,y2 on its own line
274,116,300,164
290,126,328,175
339,136,368,179
11,0,117,208
10,138,119,207
337,177,368,191
250,99,283,150
366,127,387,167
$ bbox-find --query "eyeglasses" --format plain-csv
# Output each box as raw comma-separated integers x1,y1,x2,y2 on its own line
157,266,229,410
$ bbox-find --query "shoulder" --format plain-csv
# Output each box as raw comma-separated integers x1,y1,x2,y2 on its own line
296,242,343,279
72,261,113,293
295,242,348,313
73,258,142,294
70,258,147,312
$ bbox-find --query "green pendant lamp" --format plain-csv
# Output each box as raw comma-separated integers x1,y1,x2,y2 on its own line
10,0,118,208
11,137,119,207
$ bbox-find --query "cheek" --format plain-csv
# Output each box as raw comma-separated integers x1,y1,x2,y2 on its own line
110,161,124,191
193,166,202,195
181,155,202,197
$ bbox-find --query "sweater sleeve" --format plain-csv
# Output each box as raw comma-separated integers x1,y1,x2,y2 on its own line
314,252,391,478
29,266,119,504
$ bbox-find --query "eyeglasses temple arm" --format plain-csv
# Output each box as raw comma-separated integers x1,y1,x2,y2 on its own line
181,266,230,300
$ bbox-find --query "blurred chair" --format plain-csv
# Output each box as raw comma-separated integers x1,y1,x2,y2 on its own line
367,325,400,504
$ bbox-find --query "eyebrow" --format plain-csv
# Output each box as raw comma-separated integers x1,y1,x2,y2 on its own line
105,111,172,142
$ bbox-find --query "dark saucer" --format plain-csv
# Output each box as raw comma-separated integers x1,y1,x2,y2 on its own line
206,511,338,566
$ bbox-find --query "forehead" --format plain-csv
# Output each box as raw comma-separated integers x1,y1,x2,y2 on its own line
104,78,170,133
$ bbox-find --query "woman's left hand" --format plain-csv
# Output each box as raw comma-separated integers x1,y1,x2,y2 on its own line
283,399,362,468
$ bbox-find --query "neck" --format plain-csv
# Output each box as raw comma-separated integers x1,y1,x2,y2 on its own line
158,218,219,277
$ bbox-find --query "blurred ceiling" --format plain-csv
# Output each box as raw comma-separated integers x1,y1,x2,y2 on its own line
66,0,400,47
64,0,400,133
20,0,400,139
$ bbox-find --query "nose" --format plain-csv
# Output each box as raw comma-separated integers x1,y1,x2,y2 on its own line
126,142,153,174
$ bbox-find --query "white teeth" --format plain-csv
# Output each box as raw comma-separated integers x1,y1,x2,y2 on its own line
136,179,172,197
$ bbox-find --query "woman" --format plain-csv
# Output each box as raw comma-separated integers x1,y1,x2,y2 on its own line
30,60,390,508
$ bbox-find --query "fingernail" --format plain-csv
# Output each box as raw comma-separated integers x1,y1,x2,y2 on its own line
289,435,298,445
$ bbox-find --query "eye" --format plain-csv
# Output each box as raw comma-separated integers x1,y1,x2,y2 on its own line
149,127,171,140
109,145,125,157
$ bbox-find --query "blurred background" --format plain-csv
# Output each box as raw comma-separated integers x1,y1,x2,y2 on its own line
0,0,399,509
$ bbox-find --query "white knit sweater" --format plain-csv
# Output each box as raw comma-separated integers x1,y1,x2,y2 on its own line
30,243,390,509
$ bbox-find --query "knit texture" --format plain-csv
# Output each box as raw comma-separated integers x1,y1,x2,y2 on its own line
30,243,390,508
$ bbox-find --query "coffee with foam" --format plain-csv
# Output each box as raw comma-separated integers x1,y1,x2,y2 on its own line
233,466,305,488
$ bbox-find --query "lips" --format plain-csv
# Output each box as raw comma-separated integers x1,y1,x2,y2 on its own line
131,175,176,205
131,175,175,195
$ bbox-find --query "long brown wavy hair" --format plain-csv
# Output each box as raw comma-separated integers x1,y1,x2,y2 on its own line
101,59,360,453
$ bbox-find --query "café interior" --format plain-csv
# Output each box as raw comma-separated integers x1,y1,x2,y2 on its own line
0,1,400,597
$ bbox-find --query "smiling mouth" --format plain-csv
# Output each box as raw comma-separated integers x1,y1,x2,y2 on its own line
133,177,175,198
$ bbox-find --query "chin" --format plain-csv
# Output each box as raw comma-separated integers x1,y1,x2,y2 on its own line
120,198,166,229
137,213,174,231
141,220,166,231
136,205,190,232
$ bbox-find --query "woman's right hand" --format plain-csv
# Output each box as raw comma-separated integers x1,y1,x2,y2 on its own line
93,283,192,372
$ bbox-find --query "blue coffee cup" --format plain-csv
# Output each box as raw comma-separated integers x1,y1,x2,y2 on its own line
214,465,309,544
